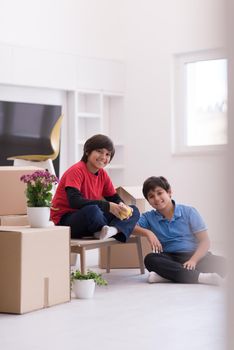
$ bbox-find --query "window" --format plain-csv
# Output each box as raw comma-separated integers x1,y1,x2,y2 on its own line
173,49,227,154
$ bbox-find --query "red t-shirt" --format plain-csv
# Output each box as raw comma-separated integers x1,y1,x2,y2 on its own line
50,161,116,224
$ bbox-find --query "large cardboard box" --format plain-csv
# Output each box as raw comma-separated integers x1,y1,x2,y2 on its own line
99,186,152,268
0,166,43,215
0,226,70,314
0,215,29,226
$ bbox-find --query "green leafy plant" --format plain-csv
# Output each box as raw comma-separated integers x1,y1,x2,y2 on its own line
71,269,108,286
20,170,59,207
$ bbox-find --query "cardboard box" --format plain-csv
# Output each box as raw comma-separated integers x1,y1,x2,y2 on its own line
0,215,29,226
116,186,146,213
99,186,152,268
0,226,70,314
0,166,43,215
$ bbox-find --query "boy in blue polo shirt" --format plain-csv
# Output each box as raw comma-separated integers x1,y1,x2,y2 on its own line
133,176,226,285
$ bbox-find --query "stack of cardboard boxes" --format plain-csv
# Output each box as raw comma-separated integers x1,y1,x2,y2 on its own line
0,167,70,314
99,186,151,269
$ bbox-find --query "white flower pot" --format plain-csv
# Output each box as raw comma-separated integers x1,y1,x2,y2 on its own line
73,279,96,299
27,207,51,228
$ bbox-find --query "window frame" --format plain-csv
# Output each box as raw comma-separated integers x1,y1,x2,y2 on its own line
172,48,227,155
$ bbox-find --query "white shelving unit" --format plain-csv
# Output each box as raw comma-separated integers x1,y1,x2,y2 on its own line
68,90,125,187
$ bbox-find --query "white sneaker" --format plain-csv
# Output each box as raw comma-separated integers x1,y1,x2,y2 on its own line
148,271,169,283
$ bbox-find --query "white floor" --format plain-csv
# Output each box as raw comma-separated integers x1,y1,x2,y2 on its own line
0,268,226,350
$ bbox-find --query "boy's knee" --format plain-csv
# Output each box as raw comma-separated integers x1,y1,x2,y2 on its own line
144,252,156,268
82,205,101,216
130,205,140,219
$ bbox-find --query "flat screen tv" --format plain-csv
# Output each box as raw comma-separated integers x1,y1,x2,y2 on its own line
0,100,62,176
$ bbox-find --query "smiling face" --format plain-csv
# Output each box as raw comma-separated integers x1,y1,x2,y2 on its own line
147,186,172,213
86,148,111,173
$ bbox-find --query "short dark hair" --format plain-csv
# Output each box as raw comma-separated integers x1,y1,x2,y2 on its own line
81,134,115,163
142,176,171,199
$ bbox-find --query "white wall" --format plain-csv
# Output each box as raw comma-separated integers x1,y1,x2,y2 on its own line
124,0,227,245
0,0,124,60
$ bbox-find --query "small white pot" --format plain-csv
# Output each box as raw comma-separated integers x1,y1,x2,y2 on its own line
27,207,51,228
73,279,96,299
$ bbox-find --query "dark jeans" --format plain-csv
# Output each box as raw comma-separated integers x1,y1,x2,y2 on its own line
59,204,140,242
144,251,227,283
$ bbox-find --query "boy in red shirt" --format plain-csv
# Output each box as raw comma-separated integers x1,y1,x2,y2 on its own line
51,134,139,241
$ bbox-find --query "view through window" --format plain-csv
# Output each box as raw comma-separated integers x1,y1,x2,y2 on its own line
186,58,227,147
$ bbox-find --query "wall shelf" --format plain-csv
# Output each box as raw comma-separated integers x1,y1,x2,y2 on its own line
77,113,101,118
68,90,125,186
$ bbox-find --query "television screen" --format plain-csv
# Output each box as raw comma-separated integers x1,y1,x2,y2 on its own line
0,100,62,176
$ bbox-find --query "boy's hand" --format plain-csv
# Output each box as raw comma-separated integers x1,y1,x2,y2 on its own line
109,202,123,219
147,231,163,253
109,202,132,220
119,203,133,220
183,259,197,270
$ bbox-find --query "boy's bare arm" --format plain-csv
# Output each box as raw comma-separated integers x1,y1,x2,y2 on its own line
133,225,163,253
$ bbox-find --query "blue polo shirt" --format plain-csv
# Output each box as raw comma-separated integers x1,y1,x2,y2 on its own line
137,202,207,252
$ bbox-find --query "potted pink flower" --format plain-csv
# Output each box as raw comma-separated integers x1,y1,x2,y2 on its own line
20,170,58,227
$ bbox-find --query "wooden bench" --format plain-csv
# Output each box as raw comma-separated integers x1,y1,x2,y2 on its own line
70,235,145,275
